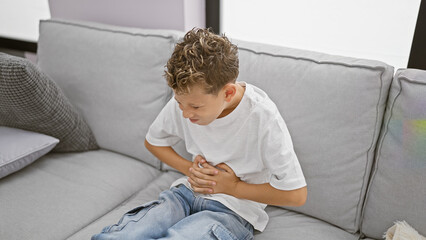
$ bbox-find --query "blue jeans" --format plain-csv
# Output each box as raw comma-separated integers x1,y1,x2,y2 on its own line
91,185,254,240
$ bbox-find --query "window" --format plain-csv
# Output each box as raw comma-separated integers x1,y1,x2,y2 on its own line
0,0,50,42
220,0,421,70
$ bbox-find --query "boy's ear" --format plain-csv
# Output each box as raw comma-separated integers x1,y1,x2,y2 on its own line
223,83,237,102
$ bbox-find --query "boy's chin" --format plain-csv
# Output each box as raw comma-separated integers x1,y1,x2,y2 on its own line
193,121,208,126
190,120,212,126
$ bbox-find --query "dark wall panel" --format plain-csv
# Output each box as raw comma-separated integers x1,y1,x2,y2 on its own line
408,0,426,70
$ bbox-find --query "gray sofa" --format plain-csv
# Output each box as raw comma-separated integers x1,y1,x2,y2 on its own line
1,19,425,240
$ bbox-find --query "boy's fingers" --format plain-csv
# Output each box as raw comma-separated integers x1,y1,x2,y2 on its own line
189,168,215,182
191,156,219,176
191,161,218,176
192,158,201,168
199,166,218,175
191,185,213,194
190,170,217,187
188,175,216,188
187,176,201,188
194,155,206,164
201,162,216,169
217,163,233,173
192,158,207,171
188,173,210,186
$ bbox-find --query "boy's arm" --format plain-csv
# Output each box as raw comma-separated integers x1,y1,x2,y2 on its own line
188,158,307,207
144,139,192,176
232,180,307,207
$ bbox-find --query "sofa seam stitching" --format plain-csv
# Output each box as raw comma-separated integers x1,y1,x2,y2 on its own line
238,47,387,72
41,19,178,42
398,76,426,85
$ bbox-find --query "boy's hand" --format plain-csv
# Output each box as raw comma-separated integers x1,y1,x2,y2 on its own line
187,155,218,193
188,155,241,195
210,163,241,196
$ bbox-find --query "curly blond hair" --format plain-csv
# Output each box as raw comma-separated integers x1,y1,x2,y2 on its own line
165,28,239,95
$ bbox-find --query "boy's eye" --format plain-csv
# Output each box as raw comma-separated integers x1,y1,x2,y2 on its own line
192,106,200,109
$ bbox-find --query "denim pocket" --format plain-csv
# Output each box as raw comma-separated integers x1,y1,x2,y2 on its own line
210,224,239,240
104,200,163,233
210,223,254,240
124,199,162,218
125,200,161,215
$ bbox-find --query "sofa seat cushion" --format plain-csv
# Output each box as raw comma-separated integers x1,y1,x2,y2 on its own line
254,207,359,240
67,171,183,239
67,171,358,240
0,149,161,240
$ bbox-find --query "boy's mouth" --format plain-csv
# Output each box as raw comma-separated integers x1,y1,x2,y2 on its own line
190,118,199,123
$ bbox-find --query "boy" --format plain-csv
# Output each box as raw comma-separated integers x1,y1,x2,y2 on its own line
92,28,307,240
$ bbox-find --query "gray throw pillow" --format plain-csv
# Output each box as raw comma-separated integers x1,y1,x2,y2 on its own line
0,53,98,152
0,126,59,179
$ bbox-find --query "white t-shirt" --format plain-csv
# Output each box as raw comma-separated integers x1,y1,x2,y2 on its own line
146,82,306,231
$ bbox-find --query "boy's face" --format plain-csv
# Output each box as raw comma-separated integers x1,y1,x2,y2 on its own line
174,85,229,126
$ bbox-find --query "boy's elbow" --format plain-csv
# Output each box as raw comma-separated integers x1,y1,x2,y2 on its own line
293,186,308,207
144,139,152,150
294,196,307,207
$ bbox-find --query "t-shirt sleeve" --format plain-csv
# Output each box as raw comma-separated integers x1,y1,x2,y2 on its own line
262,114,307,191
146,98,183,147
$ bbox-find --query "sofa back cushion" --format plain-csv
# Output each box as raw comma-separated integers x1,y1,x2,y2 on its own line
234,39,394,233
37,19,180,168
361,69,426,239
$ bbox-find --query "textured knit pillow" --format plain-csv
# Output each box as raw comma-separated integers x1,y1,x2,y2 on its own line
0,53,98,152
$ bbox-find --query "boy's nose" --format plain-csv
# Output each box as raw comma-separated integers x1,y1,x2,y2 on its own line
182,110,194,119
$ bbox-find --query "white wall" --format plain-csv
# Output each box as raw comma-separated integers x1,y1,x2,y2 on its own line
184,0,206,32
0,0,205,42
48,0,205,32
0,0,50,42
221,0,421,70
